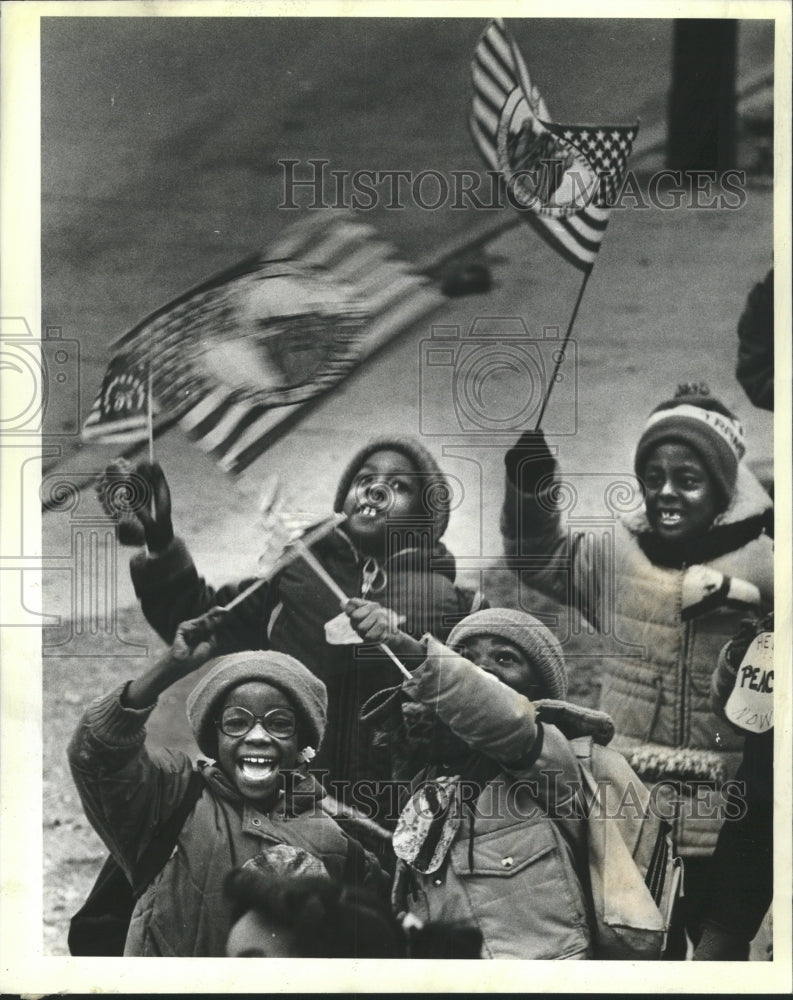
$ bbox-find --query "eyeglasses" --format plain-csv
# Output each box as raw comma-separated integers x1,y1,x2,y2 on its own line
216,706,297,739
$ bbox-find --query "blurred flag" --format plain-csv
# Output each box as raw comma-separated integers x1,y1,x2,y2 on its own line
81,355,156,444
89,214,442,475
470,18,639,272
255,474,320,576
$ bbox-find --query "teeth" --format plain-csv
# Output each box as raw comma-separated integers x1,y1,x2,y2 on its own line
239,756,277,780
359,506,378,517
660,512,681,524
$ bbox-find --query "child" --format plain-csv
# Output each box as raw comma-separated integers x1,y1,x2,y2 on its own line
100,437,480,808
223,868,484,959
346,603,626,960
694,611,774,961
500,383,773,952
67,625,383,956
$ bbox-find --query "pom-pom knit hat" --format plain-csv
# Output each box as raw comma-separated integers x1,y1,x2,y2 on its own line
186,651,327,758
447,607,568,701
633,383,746,510
333,436,451,540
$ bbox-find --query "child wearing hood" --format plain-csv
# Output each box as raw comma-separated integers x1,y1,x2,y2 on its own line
346,603,636,960
67,625,383,956
102,436,479,808
500,383,773,953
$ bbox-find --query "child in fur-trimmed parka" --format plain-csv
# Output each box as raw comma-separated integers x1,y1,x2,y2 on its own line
101,437,481,809
347,603,637,960
500,383,773,953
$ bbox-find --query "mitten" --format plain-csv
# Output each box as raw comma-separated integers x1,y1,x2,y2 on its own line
504,429,557,490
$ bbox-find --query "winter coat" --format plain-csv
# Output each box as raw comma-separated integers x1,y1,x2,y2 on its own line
702,612,773,939
385,638,595,960
68,684,383,957
130,527,478,804
501,464,773,857
736,269,773,411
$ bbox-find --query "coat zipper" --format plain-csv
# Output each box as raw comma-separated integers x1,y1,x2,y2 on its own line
679,563,689,747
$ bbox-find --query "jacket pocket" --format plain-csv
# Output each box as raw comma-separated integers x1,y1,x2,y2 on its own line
448,821,591,960
450,821,555,878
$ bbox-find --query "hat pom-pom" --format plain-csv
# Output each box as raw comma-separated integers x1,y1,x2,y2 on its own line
675,381,711,399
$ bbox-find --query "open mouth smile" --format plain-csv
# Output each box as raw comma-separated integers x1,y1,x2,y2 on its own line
237,755,279,781
657,511,683,527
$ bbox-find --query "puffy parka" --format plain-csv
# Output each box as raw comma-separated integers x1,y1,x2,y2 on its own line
501,463,773,856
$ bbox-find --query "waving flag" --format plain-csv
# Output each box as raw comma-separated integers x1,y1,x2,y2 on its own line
470,19,639,271
81,355,156,444
83,213,443,475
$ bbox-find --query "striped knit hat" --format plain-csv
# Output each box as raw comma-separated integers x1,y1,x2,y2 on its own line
447,607,568,700
333,435,451,539
634,383,745,510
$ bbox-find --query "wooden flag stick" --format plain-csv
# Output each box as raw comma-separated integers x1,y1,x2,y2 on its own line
293,538,413,681
147,358,155,464
533,267,592,431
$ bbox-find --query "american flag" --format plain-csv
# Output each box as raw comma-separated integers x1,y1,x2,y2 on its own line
86,214,443,475
470,19,639,272
81,354,156,444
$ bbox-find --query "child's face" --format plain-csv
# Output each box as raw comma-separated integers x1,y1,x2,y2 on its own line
452,634,542,700
641,442,720,542
341,450,423,554
226,908,297,958
215,681,299,805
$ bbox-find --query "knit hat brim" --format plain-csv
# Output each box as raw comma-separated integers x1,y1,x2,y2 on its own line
186,651,327,758
446,608,568,701
333,436,451,540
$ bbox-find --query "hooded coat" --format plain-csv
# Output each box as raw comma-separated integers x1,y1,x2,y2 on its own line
501,463,773,856
131,525,476,804
67,683,382,956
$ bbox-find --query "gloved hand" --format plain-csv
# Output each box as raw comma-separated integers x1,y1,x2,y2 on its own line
133,461,174,553
95,458,147,547
504,429,557,489
96,459,175,552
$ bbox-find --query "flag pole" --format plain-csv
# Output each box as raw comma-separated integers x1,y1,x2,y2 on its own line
533,267,592,431
147,356,155,464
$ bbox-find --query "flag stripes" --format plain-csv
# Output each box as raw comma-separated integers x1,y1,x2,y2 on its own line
470,18,638,272
172,213,443,474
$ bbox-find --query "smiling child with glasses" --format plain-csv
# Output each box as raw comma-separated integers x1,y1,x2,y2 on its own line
68,620,384,957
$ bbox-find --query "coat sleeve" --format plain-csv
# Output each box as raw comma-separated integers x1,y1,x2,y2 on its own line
67,683,197,881
500,463,603,629
130,536,276,651
404,637,582,812
736,269,774,412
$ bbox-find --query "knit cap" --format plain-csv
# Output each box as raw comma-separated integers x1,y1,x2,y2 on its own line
186,650,327,758
447,607,568,700
333,435,451,539
634,383,745,510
